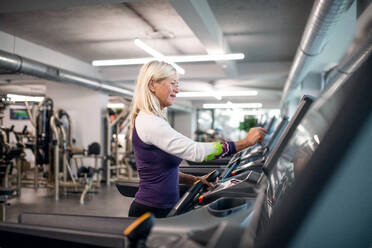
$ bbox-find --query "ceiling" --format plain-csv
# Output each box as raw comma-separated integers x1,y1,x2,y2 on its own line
0,0,316,108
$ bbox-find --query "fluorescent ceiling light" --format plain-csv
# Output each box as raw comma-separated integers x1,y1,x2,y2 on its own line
92,53,245,67
212,91,222,100
203,103,262,109
107,103,125,109
166,53,244,62
134,39,185,74
134,38,164,58
177,91,257,98
93,58,155,66
7,94,44,102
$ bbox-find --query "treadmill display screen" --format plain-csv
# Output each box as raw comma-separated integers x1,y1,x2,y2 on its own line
266,119,288,153
261,117,280,146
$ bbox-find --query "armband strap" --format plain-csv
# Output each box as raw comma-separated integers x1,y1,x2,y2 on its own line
204,141,235,161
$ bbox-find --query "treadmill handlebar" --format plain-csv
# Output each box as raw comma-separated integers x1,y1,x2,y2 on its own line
123,212,155,248
168,170,220,217
205,170,220,182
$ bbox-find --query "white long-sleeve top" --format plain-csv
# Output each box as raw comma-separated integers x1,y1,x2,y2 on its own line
135,111,235,162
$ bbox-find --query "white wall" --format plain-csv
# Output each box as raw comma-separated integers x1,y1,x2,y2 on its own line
46,81,108,167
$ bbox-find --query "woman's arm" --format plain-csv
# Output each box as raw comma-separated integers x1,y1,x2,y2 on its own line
136,112,267,162
179,172,198,184
179,172,218,189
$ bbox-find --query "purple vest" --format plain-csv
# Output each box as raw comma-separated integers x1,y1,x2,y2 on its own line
132,126,182,208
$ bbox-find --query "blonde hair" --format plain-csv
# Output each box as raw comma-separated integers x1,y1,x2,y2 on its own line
130,60,177,136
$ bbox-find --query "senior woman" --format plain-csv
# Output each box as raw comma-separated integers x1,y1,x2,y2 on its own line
128,61,266,218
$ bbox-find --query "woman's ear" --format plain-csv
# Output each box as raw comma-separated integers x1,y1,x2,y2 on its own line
148,80,155,93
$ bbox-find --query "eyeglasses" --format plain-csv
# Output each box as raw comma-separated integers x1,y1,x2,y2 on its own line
170,81,180,89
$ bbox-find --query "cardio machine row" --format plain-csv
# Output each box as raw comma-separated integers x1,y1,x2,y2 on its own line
0,51,370,248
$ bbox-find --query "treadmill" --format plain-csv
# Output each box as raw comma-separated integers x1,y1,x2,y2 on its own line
194,96,312,204
0,40,369,248
219,94,313,181
126,36,372,248
148,43,372,248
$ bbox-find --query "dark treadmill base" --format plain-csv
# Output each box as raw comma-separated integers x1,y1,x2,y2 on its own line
18,212,135,234
0,222,126,248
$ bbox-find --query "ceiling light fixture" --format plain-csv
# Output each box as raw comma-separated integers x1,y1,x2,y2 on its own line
92,44,244,69
212,91,222,100
93,58,155,66
203,103,262,109
177,90,258,98
7,94,44,102
166,53,244,62
133,39,185,74
107,103,125,109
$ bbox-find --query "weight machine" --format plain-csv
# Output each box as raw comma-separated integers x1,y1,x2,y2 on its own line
105,99,137,185
50,109,101,204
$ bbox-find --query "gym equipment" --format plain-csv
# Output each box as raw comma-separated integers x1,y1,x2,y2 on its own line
25,99,102,203
190,96,312,206
0,188,13,222
105,99,137,185
0,126,23,196
167,170,219,217
50,109,101,204
0,126,23,222
263,116,276,132
129,35,372,248
124,212,155,248
25,97,54,189
4,125,37,191
35,98,53,170
0,39,369,248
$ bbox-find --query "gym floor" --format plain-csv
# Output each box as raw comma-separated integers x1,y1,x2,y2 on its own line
5,183,132,223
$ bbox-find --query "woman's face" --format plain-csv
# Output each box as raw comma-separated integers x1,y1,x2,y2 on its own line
151,74,179,109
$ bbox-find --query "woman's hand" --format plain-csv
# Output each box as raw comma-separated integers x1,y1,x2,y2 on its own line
234,127,267,152
199,174,218,190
